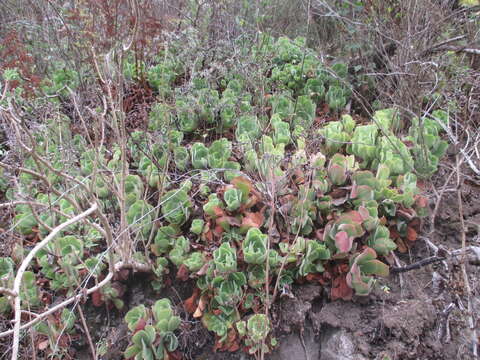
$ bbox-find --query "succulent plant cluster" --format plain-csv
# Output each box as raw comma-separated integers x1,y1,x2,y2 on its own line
2,35,449,359
124,299,181,360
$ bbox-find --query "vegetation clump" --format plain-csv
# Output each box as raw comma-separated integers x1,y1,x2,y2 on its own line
0,24,455,359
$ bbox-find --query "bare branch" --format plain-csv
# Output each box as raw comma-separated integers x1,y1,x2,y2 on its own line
10,203,98,360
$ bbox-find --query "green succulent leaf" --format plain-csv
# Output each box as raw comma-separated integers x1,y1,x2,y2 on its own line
243,228,268,265
125,305,147,331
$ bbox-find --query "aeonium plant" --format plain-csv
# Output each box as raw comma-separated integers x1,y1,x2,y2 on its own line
124,299,181,360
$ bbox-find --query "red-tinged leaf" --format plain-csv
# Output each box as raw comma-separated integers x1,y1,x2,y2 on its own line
241,211,264,229
218,216,241,227
389,227,401,240
358,206,370,221
167,350,183,360
403,139,414,147
213,224,225,237
134,318,147,332
213,206,225,218
196,262,210,276
331,275,353,301
355,247,378,264
214,329,240,352
227,341,240,353
176,264,190,281
231,176,253,200
202,222,214,243
350,182,358,199
360,260,389,277
415,195,428,208
338,223,364,238
337,263,350,274
91,290,104,307
184,288,200,314
406,226,418,241
213,309,222,316
416,179,427,191
305,273,325,284
338,210,364,225
335,231,353,253
231,176,253,192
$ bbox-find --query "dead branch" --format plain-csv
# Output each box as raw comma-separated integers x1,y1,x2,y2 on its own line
390,256,446,273
10,203,98,360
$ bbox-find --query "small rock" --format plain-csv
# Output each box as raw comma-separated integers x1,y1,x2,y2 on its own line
320,329,366,360
268,326,319,360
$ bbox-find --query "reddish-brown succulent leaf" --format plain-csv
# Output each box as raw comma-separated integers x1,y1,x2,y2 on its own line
358,206,370,221
241,211,265,229
176,264,190,281
331,275,353,301
416,179,427,191
306,273,326,284
330,188,348,199
184,288,200,314
213,224,225,237
338,223,364,238
202,222,214,243
91,290,104,307
414,195,428,208
168,350,184,360
338,210,364,224
214,329,240,352
216,216,230,231
406,226,418,241
134,318,147,332
219,216,241,227
213,206,225,218
389,227,401,239
337,263,350,274
335,231,353,253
